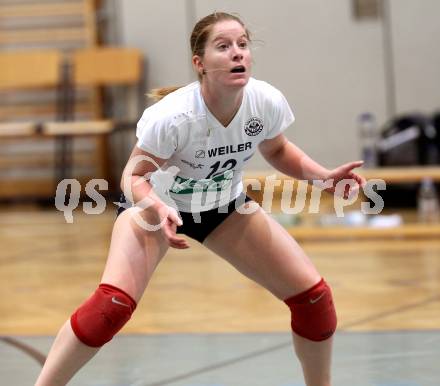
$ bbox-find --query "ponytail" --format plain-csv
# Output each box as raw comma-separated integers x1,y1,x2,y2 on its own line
148,86,183,102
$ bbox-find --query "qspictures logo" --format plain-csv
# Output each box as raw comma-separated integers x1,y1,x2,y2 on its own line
54,154,386,229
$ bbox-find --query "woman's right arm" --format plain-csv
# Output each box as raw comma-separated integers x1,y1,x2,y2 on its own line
120,145,190,249
120,145,168,210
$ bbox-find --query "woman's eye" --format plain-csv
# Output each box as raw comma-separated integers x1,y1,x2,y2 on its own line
238,41,248,48
217,44,228,50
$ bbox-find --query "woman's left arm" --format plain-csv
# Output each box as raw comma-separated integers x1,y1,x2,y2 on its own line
258,134,366,198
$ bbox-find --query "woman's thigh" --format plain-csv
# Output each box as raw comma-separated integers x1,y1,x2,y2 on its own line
203,202,321,300
100,207,170,302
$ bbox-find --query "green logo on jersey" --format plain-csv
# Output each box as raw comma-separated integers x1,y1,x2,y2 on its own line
170,170,233,194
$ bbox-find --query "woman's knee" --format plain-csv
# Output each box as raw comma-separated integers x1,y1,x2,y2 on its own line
70,284,137,347
283,278,337,342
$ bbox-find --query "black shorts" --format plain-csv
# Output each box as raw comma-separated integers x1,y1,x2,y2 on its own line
116,193,253,243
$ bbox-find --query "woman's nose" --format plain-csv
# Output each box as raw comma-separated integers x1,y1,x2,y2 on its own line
231,46,243,61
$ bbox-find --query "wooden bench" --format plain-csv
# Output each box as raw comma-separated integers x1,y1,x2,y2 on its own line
0,46,143,199
0,0,105,199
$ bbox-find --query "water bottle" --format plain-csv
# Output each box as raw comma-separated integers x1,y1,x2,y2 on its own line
358,112,378,168
417,178,440,223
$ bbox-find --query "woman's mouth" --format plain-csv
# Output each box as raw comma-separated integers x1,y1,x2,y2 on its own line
230,65,246,73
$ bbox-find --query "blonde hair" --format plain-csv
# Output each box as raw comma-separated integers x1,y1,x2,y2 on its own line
149,12,250,102
147,86,183,102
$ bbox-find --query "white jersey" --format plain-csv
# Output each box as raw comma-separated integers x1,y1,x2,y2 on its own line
136,77,294,212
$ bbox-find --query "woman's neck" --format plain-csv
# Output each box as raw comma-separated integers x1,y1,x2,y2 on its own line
201,82,244,127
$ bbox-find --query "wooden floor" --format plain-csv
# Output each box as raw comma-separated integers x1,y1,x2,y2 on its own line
1,204,440,337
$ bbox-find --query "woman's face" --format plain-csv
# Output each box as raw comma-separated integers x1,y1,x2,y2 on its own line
196,20,251,89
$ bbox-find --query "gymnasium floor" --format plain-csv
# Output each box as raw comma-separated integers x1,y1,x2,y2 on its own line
1,205,440,386
2,331,440,386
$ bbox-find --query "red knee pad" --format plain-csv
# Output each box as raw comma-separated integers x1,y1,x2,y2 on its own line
70,284,137,347
284,278,337,342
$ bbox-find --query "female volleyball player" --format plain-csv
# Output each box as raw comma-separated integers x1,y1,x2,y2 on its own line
36,12,365,386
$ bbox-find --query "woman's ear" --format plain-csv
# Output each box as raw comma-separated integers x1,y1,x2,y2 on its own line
192,55,204,76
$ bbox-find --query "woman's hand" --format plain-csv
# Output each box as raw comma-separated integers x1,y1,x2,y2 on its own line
154,203,190,249
324,160,367,199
